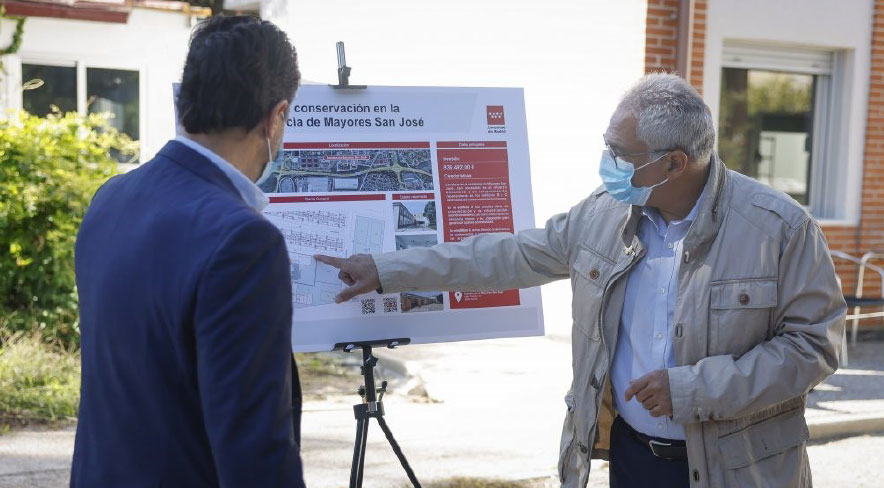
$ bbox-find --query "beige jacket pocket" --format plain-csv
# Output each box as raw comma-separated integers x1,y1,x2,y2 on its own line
571,247,613,340
719,407,810,487
710,278,778,357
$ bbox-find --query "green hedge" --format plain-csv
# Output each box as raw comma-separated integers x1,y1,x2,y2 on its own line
0,109,134,345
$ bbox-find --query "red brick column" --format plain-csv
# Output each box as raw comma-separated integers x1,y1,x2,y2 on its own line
644,0,680,75
643,0,706,93
688,1,706,94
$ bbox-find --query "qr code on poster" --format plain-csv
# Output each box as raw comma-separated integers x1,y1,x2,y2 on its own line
361,298,376,315
383,297,398,313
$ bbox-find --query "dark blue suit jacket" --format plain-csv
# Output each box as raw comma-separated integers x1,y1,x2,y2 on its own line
72,141,304,487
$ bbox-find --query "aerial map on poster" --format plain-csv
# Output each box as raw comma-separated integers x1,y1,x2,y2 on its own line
262,85,543,352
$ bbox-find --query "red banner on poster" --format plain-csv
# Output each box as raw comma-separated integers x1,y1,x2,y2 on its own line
438,141,519,309
284,142,430,149
268,194,386,203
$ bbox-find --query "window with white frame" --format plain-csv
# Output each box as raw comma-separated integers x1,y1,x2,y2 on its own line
22,61,140,163
718,41,843,217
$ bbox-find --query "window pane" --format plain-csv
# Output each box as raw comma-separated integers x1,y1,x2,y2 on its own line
22,64,77,116
719,68,815,204
87,67,139,162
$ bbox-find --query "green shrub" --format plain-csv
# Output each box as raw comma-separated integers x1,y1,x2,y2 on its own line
0,332,80,427
0,109,134,345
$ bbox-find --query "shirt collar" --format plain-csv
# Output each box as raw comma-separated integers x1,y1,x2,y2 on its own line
175,136,269,211
641,186,707,235
684,186,706,222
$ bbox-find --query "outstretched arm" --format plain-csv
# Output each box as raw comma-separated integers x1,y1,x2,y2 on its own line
316,209,574,302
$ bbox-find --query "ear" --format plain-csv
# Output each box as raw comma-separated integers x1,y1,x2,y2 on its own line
264,99,289,137
665,150,690,179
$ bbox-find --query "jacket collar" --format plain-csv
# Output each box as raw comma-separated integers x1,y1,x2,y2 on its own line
619,153,728,258
174,136,269,211
157,140,242,200
683,152,728,256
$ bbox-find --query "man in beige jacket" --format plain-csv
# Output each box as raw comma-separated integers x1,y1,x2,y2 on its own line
317,74,845,488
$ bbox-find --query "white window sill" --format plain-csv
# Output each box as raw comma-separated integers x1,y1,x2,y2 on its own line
816,218,857,228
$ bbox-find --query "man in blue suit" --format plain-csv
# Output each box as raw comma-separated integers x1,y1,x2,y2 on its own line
72,16,305,487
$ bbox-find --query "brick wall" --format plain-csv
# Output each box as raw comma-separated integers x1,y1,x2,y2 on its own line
644,0,679,75
644,0,884,323
825,1,884,301
643,0,706,92
850,0,884,303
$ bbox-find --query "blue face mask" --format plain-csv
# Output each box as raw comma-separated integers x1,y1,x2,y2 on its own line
598,149,668,206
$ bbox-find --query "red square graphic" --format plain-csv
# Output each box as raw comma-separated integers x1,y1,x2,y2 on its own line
486,105,505,126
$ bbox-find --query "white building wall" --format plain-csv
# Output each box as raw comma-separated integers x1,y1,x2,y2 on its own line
0,9,199,161
0,1,647,337
274,0,648,337
704,0,874,225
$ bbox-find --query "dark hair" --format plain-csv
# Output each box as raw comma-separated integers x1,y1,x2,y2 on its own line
176,15,300,134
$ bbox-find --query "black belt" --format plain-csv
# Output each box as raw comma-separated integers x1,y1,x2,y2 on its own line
621,418,688,461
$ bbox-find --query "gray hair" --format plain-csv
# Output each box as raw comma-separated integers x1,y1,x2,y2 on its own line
615,73,715,164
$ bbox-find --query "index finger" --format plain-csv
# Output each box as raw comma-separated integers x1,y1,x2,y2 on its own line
335,283,373,304
624,376,650,402
314,254,344,269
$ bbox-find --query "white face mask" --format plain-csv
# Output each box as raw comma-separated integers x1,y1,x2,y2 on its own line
256,136,281,187
257,112,286,187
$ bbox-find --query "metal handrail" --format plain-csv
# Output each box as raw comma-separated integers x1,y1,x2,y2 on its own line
830,251,884,346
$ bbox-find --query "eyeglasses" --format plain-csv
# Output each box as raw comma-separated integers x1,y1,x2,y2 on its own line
603,135,677,169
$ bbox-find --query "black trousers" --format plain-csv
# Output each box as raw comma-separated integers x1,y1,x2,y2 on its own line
609,416,690,488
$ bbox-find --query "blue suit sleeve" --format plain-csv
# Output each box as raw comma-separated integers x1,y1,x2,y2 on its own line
194,217,304,487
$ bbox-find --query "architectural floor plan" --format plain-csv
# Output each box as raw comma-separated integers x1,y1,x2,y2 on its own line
264,206,386,308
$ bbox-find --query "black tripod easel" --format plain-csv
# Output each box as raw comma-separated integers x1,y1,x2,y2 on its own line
335,339,421,488
329,42,419,488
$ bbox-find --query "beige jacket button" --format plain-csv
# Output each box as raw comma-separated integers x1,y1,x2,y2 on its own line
739,293,750,306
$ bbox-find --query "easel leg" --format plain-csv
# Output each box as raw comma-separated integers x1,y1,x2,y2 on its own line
350,416,369,488
377,416,421,488
341,342,421,487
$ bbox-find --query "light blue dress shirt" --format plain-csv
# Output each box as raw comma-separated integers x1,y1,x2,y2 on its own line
175,136,270,211
611,191,704,440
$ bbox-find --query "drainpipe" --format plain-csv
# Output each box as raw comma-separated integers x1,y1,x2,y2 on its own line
675,0,695,79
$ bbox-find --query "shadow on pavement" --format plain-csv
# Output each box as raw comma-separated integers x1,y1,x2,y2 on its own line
807,339,884,413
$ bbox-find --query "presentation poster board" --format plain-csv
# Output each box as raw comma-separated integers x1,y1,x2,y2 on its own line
262,85,543,352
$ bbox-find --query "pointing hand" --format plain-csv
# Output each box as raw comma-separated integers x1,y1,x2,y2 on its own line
313,254,381,303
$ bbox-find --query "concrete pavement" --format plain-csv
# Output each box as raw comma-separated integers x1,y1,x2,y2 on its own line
0,427,74,488
1,337,882,488
375,336,884,444
806,340,884,440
